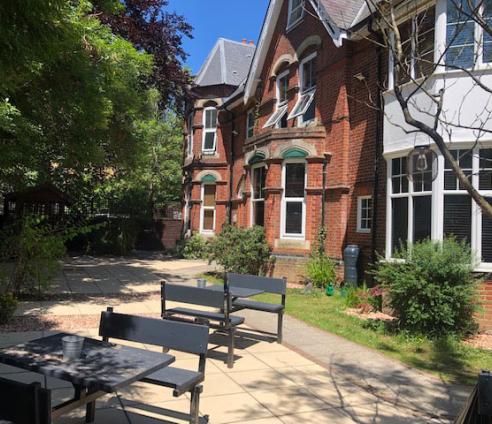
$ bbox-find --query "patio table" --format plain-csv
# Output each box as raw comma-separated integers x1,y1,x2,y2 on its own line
0,332,175,423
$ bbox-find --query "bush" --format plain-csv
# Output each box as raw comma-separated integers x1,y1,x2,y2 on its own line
306,254,336,288
0,292,17,324
179,234,210,260
2,216,66,296
208,225,271,274
373,238,480,336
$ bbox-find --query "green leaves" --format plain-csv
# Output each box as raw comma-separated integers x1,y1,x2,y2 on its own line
374,238,480,336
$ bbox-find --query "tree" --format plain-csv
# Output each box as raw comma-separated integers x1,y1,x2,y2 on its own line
366,0,492,218
0,1,190,213
93,0,193,111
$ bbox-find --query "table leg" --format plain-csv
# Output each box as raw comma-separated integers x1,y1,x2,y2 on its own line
85,399,96,423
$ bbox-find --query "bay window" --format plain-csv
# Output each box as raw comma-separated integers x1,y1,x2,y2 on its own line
387,146,492,269
202,107,217,153
201,184,216,233
288,52,316,124
282,161,306,238
446,0,492,68
251,165,266,226
389,156,432,255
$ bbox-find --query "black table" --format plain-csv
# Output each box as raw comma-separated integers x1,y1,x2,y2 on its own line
205,284,264,298
0,333,175,422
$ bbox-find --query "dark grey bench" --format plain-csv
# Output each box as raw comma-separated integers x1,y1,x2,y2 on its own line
99,308,209,424
0,376,51,424
227,273,286,343
161,281,244,368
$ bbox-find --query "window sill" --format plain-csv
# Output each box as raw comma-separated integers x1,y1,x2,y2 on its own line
356,229,371,234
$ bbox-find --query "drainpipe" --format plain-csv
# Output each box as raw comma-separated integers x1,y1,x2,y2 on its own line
320,154,329,253
223,103,235,224
368,19,384,266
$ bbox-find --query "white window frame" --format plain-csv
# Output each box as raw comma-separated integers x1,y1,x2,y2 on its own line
357,196,373,233
385,145,492,271
246,109,255,138
287,0,304,30
200,183,216,234
187,112,194,156
281,159,306,239
250,163,266,227
202,107,217,154
289,52,317,124
264,70,289,128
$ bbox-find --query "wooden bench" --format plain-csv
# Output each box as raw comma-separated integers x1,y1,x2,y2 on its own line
99,308,210,424
161,281,244,368
0,376,51,424
227,273,286,343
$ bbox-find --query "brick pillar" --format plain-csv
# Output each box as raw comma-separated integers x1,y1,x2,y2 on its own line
264,158,283,247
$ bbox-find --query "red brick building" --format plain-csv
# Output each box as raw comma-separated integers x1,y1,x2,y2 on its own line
182,0,492,330
182,0,383,284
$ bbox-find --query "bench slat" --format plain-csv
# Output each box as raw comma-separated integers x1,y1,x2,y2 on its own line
227,273,286,295
232,299,284,313
166,307,245,326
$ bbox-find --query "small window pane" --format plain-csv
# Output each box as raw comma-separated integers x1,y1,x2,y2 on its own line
444,195,471,244
203,132,215,150
480,149,492,190
205,109,217,129
446,0,475,69
203,210,215,231
203,185,216,207
285,201,303,234
253,167,266,199
413,196,431,243
303,95,316,122
254,202,265,226
392,197,408,255
285,163,305,197
482,198,492,262
278,75,289,104
247,111,255,138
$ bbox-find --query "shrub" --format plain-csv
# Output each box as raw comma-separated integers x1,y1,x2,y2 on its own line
373,238,480,336
0,275,17,324
306,254,336,288
2,216,66,296
179,233,210,260
208,225,271,275
85,218,138,256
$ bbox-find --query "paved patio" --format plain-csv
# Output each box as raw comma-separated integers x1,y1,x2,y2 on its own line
0,255,472,423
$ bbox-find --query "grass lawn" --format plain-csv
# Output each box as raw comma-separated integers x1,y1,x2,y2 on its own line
201,274,491,384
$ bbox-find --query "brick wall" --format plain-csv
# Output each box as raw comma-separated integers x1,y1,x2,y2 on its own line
478,281,492,332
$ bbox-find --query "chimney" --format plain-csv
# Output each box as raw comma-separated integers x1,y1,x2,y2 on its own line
249,40,255,46
242,38,247,44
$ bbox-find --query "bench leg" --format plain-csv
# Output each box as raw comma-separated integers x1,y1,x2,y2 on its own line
189,385,202,424
227,327,235,369
277,312,284,344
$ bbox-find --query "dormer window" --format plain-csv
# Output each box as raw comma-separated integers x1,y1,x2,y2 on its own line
202,107,217,154
287,0,304,29
264,70,289,128
289,52,316,124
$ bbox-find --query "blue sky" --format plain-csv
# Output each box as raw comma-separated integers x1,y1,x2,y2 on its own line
167,0,270,74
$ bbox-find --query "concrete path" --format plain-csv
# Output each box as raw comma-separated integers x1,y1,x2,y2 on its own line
0,255,472,423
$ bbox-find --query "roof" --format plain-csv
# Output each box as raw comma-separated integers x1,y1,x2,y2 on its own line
315,0,366,30
194,38,256,87
5,182,72,204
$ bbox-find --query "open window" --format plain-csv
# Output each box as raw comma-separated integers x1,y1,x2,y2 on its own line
264,70,289,128
287,0,304,29
289,53,316,123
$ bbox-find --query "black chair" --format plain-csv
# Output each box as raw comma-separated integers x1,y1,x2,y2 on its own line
99,308,210,424
0,376,51,424
161,281,244,368
226,273,286,343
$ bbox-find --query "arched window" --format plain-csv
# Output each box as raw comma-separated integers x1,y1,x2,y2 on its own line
202,107,217,154
251,164,266,227
200,182,216,233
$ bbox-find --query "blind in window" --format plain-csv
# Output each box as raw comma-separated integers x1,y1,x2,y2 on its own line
443,195,471,243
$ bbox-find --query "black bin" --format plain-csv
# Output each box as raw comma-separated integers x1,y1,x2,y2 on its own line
344,245,360,286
